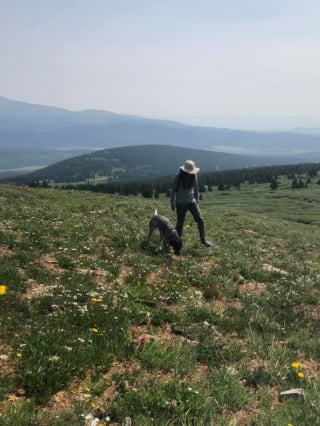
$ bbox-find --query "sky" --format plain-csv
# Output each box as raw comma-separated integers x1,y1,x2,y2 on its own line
1,0,320,131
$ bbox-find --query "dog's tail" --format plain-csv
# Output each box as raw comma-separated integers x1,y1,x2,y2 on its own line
154,208,158,216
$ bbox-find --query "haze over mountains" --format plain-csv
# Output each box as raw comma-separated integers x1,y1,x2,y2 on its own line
1,96,320,178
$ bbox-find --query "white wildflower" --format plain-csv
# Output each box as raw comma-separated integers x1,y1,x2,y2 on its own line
48,355,60,363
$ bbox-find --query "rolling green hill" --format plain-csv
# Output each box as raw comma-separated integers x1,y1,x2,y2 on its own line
1,144,297,185
0,180,320,424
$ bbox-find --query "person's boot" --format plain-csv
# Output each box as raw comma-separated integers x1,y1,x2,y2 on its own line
198,222,212,247
201,238,212,247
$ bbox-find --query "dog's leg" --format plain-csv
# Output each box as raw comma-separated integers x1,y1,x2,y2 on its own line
159,232,168,253
147,223,155,243
159,233,164,251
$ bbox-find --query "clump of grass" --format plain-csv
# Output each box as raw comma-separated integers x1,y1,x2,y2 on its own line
138,340,197,376
109,379,215,425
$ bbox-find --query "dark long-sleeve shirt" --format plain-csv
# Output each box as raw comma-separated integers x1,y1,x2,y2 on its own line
170,173,199,206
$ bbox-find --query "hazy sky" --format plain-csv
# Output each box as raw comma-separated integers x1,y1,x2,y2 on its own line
1,0,320,130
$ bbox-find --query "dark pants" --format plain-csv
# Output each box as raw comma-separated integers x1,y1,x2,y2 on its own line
176,202,206,242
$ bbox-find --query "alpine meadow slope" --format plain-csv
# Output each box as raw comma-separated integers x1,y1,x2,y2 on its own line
0,177,320,425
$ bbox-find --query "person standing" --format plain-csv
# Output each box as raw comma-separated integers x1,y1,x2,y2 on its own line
170,160,211,247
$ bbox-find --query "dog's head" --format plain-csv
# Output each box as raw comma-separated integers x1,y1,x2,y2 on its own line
169,233,182,256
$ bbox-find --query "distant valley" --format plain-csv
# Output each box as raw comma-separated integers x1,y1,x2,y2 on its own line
1,96,320,179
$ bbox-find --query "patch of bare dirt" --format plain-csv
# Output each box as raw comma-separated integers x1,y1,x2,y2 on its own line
101,360,141,401
200,258,216,276
0,244,14,258
262,263,288,276
0,390,28,414
46,389,76,414
146,268,166,285
44,378,86,418
0,345,26,414
40,253,66,275
244,229,257,235
300,304,320,320
273,238,286,248
212,298,243,313
23,278,53,300
76,267,110,278
296,359,320,379
0,344,15,377
117,264,134,285
298,288,320,320
239,280,267,296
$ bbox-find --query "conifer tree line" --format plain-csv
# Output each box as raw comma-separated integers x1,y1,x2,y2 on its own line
54,162,320,198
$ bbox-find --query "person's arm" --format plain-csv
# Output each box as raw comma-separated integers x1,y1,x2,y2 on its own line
194,175,199,203
170,174,179,210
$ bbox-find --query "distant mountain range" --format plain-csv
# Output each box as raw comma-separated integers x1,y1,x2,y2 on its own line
1,96,320,178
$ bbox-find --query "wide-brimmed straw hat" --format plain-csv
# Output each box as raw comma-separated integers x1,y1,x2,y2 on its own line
180,160,200,174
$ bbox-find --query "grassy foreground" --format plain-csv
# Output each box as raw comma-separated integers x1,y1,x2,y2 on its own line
0,181,320,425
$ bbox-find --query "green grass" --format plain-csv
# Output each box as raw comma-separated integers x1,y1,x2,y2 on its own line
0,179,320,425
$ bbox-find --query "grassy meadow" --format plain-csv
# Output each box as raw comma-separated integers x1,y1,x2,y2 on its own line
0,179,320,425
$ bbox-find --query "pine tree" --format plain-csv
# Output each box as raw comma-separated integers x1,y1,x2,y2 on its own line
270,177,278,190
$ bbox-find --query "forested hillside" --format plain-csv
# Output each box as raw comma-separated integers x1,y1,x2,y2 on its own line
58,161,320,200
1,145,279,185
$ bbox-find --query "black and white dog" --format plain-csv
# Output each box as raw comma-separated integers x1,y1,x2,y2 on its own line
148,210,182,255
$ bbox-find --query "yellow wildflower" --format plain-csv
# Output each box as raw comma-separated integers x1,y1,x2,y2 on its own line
91,298,103,303
0,285,7,296
291,362,301,369
91,327,99,333
16,352,22,358
297,372,304,379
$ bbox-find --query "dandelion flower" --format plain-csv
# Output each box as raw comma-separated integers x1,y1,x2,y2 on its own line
0,285,7,296
297,372,304,379
91,298,103,303
16,352,22,358
91,327,99,334
291,362,301,369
